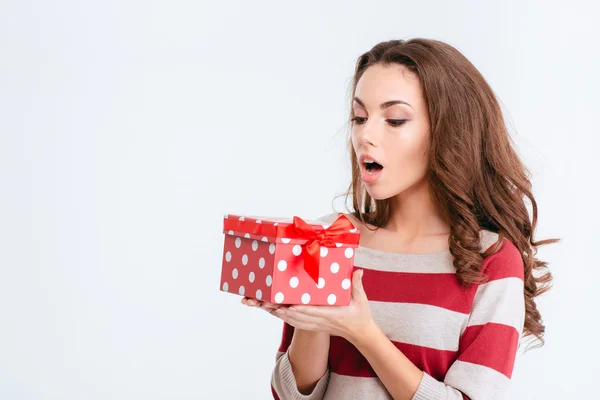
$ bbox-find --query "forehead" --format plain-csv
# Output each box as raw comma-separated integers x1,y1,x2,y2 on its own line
354,63,423,108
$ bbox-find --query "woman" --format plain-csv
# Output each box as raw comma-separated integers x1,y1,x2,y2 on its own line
242,38,559,400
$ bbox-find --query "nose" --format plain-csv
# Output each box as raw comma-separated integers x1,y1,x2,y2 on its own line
354,119,379,148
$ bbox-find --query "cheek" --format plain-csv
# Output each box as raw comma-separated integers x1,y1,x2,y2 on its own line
385,133,430,173
350,132,359,150
390,134,427,158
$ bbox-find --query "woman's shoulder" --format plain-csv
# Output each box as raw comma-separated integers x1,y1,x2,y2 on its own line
479,229,501,254
315,211,346,224
315,211,374,231
479,231,524,281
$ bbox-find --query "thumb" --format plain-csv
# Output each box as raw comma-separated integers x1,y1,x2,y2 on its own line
352,269,365,297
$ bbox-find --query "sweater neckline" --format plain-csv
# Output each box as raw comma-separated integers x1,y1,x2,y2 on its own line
335,213,452,258
356,245,452,258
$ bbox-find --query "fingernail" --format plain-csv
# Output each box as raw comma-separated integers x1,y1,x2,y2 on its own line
288,307,297,311
275,308,285,314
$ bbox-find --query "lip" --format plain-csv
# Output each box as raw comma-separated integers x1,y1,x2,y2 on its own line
359,153,382,166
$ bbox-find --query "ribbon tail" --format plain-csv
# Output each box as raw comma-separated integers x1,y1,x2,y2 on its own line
303,240,320,284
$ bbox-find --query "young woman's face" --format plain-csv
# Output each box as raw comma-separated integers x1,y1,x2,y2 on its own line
351,63,431,201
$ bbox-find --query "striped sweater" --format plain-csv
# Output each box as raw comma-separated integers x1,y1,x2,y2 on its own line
270,212,525,399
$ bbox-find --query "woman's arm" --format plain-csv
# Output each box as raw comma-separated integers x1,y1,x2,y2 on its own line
288,329,330,394
271,323,331,399
349,323,424,399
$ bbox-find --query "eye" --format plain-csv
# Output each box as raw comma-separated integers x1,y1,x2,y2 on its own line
350,117,408,127
350,116,367,125
387,119,408,127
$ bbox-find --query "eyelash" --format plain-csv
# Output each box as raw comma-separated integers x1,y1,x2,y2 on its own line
350,117,408,127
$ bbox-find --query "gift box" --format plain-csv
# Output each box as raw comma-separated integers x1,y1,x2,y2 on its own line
219,213,360,305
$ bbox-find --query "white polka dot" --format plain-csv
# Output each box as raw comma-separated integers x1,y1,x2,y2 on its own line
259,257,265,269
277,260,287,271
335,242,343,248
301,293,311,304
232,268,239,279
330,262,340,274
327,294,337,305
281,238,291,244
261,236,268,242
228,230,234,235
222,282,229,291
239,216,245,221
320,247,328,257
289,277,299,288
275,292,285,304
242,254,248,265
235,237,241,248
342,278,351,290
266,275,272,286
269,243,276,254
273,222,278,226
252,240,258,251
239,286,245,296
292,245,302,256
249,272,255,283
345,247,354,258
225,251,232,262
244,233,250,239
322,224,330,230
350,227,357,233
256,220,262,224
317,277,325,289
256,289,262,300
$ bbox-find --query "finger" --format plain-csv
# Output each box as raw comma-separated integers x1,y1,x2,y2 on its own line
248,298,274,308
352,269,366,298
248,299,262,307
271,309,321,331
279,307,327,325
242,297,284,311
260,303,280,311
242,298,258,307
257,300,280,310
289,305,336,317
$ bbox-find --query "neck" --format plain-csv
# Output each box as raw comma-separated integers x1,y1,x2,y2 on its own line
385,179,450,242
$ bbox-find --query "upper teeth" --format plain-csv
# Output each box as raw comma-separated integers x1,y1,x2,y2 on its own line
364,159,375,164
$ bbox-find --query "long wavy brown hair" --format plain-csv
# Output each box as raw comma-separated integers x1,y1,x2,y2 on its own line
338,38,559,349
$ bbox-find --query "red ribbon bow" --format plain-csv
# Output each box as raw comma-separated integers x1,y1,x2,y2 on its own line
291,214,355,284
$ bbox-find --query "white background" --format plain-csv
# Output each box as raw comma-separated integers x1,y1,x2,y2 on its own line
1,1,598,399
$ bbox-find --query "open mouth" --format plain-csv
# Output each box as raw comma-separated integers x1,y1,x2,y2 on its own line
364,159,383,173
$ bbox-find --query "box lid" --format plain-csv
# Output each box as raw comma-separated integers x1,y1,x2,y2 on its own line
222,213,360,246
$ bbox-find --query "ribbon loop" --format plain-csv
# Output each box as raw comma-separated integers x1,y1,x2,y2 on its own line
290,215,355,284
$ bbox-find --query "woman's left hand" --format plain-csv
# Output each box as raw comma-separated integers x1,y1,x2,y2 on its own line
270,268,376,345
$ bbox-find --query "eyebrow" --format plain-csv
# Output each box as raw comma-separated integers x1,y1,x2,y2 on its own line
353,97,413,110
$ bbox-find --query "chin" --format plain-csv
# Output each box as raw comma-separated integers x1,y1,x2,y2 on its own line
365,179,412,201
365,187,397,201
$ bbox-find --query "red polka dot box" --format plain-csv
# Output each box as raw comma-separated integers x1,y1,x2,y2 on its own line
220,213,360,306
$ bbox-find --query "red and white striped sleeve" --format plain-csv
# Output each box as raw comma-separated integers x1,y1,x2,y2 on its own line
412,238,526,400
